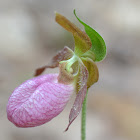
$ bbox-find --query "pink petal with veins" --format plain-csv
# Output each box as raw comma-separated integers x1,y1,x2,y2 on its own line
7,74,74,127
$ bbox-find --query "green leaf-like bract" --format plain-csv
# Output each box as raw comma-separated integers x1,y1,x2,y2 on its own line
74,10,106,62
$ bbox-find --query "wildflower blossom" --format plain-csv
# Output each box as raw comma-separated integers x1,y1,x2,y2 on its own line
7,10,106,131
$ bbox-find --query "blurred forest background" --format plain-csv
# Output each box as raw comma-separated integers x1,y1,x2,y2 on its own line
0,0,140,140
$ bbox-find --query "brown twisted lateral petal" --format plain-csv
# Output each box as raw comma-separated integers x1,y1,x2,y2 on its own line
55,13,92,55
34,46,74,76
65,61,88,131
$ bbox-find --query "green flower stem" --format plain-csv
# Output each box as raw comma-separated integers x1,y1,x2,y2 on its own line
81,90,88,140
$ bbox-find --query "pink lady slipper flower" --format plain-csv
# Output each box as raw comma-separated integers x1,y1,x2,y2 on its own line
7,10,106,131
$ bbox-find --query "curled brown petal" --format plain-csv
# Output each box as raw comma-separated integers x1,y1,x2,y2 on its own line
81,57,99,88
34,46,74,76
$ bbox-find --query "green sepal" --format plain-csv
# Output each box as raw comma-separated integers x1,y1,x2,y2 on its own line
74,10,106,62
